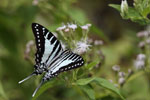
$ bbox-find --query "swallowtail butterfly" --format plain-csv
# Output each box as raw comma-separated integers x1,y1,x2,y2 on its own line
18,23,84,97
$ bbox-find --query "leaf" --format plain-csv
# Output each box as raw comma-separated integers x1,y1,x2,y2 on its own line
75,77,125,100
80,85,95,100
0,81,8,100
109,4,150,25
90,25,109,42
85,61,99,70
32,81,56,100
67,8,88,24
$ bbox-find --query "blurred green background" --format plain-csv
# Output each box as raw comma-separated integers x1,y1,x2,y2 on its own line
0,0,149,100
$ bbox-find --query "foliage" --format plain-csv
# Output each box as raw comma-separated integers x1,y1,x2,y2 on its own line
0,0,150,100
109,0,150,25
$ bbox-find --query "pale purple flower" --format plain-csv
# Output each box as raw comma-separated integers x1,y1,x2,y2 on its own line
134,60,145,70
137,31,149,38
112,65,120,72
74,39,91,54
94,40,104,45
128,69,133,76
32,0,39,5
138,41,145,48
137,54,146,61
118,77,125,85
56,25,66,31
118,72,126,77
64,28,69,32
80,24,92,30
68,23,77,31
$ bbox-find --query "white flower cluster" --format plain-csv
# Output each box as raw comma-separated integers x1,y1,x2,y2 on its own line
112,65,133,86
56,23,92,32
74,39,91,54
134,54,146,70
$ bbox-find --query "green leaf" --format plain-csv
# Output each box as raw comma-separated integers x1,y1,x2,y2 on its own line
67,8,88,24
75,77,125,100
109,4,121,12
0,81,8,100
85,61,99,70
32,81,56,100
109,4,150,25
90,25,109,42
80,85,95,100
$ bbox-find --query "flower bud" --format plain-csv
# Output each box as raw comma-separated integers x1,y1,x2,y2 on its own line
121,0,128,16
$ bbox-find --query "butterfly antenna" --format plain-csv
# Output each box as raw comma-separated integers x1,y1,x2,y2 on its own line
18,72,36,84
32,79,45,97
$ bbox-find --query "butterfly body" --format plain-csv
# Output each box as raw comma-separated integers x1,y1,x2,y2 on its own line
19,23,84,97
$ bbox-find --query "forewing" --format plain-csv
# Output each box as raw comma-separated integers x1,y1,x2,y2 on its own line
32,23,63,67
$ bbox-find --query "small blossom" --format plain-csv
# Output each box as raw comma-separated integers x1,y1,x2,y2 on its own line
64,28,70,32
118,77,125,85
128,69,133,76
134,60,145,70
137,31,149,38
118,72,126,77
56,25,66,31
74,39,91,54
80,24,92,30
94,40,104,45
68,23,77,31
138,41,145,48
137,54,146,61
112,65,120,72
121,0,128,15
32,0,39,5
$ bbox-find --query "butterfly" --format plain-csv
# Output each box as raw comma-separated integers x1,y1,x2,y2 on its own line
18,23,84,97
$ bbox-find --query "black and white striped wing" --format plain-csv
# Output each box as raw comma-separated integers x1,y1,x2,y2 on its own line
48,50,84,75
32,23,63,67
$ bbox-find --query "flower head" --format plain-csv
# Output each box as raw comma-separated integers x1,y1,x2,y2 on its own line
56,24,66,31
68,23,77,31
118,72,126,77
118,77,125,85
32,0,39,5
94,40,104,45
137,54,146,61
112,65,120,72
134,60,145,70
80,24,92,30
74,39,91,54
